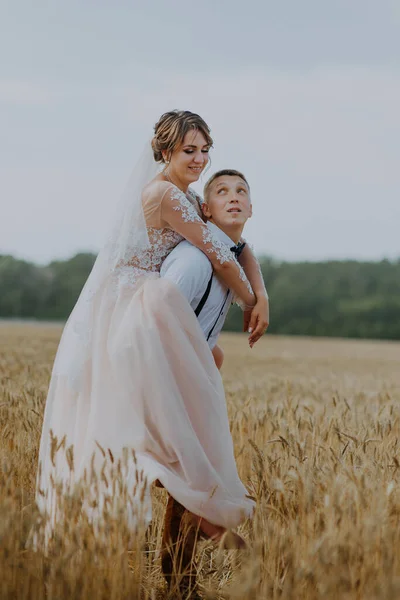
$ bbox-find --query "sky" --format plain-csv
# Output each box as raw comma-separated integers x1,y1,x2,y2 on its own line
1,0,399,263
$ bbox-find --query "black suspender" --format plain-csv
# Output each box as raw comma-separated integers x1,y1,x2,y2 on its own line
194,273,213,317
194,272,230,341
193,236,239,328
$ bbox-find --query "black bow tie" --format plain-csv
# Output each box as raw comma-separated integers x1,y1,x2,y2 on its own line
230,241,246,259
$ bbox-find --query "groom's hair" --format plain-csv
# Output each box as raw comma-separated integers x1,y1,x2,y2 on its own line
203,169,250,202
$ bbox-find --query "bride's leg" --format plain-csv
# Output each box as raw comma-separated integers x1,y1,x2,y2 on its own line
161,495,200,597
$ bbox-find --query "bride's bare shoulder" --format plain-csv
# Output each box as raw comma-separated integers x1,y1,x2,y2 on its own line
142,179,178,223
143,178,174,203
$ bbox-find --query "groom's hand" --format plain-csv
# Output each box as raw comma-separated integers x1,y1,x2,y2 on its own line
244,297,269,348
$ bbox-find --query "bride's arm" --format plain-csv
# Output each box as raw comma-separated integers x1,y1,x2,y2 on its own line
160,186,256,308
238,244,270,346
238,244,267,301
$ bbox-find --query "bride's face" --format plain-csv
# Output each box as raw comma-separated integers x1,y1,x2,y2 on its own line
168,130,210,185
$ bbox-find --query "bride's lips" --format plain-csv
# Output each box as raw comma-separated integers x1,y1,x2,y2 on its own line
227,208,241,213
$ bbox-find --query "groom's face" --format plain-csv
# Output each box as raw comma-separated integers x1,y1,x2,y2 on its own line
202,176,252,230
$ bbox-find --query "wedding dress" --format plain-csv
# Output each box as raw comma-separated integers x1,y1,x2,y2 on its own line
36,150,255,535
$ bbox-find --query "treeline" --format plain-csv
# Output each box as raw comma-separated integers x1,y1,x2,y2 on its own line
1,253,400,340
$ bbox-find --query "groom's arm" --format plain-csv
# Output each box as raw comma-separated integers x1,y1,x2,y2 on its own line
160,241,212,310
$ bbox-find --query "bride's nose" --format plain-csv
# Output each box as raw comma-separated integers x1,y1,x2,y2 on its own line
193,151,205,164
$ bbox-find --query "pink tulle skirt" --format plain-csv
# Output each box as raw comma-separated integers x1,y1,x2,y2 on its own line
37,274,254,531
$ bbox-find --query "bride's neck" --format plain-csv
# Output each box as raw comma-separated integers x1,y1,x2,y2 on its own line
162,168,188,194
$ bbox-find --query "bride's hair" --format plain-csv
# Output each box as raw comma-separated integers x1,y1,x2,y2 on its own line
152,110,213,163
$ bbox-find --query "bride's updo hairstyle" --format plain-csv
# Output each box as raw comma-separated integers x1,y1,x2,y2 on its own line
152,110,213,163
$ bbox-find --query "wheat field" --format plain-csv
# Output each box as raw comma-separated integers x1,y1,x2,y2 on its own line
1,322,400,600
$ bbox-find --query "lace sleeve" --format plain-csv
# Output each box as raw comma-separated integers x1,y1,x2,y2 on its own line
237,241,269,301
160,185,255,307
188,188,205,211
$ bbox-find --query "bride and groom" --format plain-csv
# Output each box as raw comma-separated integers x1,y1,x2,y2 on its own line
36,110,269,597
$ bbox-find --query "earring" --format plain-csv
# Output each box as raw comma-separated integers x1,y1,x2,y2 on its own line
163,164,171,182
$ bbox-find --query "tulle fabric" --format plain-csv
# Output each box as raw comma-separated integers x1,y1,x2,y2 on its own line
37,273,254,531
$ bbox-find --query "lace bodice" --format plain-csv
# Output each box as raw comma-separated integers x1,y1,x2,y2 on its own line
115,226,184,289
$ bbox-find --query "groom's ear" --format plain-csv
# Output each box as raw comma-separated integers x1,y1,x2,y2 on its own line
201,202,212,220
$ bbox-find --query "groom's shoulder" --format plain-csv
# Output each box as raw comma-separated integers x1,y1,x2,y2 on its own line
171,240,212,270
162,240,212,283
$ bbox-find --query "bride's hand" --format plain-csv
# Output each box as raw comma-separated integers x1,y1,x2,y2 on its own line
243,296,269,348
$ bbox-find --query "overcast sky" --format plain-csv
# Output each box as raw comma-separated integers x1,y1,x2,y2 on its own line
1,0,399,263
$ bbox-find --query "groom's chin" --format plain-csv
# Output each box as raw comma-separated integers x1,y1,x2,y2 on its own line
222,215,247,229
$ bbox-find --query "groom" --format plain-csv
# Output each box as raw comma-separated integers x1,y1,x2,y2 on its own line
158,169,257,596
161,168,255,369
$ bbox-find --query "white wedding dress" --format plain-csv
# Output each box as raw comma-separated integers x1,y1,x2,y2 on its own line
36,179,255,534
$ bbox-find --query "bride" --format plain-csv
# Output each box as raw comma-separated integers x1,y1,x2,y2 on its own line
36,109,268,563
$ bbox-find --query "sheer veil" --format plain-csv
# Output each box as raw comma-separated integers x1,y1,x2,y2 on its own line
52,141,161,389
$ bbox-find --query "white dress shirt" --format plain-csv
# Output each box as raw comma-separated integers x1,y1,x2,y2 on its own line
160,222,235,349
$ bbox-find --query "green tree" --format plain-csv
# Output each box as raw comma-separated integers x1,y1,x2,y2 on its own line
1,253,399,340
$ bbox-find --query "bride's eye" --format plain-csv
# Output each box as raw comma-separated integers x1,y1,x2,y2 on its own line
184,150,194,154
